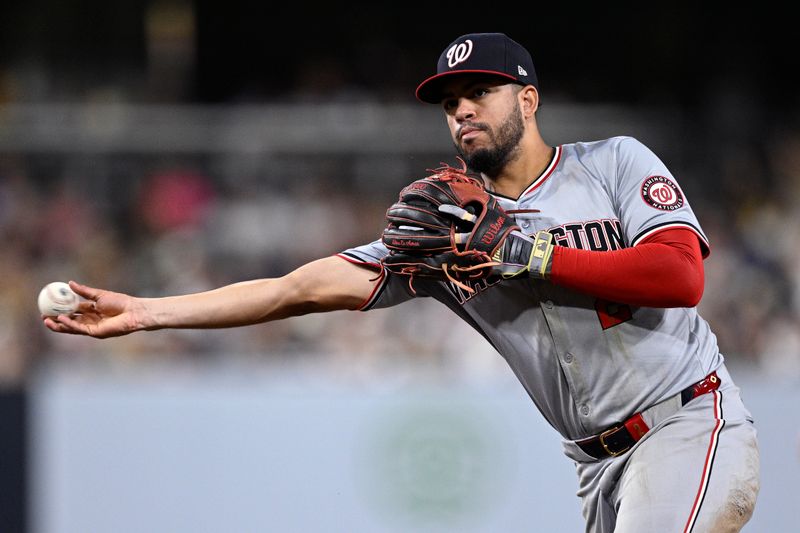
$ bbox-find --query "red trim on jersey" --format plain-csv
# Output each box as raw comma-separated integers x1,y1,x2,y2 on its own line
334,253,386,311
521,145,562,197
634,222,711,258
682,391,724,532
550,228,704,308
335,253,381,271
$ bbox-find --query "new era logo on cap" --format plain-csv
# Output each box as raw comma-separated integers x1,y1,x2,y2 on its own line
416,32,538,104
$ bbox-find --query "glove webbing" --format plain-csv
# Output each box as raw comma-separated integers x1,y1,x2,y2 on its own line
394,259,500,296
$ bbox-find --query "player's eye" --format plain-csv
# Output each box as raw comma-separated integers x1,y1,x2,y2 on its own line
442,98,458,111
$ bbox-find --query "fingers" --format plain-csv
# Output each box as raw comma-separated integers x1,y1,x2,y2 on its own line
395,225,470,241
431,205,473,245
453,232,472,245
77,299,97,314
439,204,477,223
387,202,452,230
68,280,101,301
43,315,86,335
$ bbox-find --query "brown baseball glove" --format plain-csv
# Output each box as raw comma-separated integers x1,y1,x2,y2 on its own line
380,162,554,294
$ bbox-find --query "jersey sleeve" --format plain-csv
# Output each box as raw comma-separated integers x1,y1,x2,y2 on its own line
337,239,417,310
612,136,710,257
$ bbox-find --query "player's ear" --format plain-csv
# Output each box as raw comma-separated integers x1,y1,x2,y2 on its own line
518,85,539,118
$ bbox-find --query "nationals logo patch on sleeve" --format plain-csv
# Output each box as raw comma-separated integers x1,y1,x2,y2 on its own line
641,175,684,211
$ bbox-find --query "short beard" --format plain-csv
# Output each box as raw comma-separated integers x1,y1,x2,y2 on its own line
455,106,525,177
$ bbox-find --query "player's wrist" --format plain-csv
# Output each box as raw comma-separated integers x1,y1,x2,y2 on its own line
138,298,166,331
495,231,554,280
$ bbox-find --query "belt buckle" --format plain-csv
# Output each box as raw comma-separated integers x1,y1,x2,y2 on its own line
599,425,629,457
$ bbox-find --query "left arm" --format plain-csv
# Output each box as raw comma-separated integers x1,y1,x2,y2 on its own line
549,228,704,307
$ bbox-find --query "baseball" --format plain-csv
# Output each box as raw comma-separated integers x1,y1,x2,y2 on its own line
38,281,80,317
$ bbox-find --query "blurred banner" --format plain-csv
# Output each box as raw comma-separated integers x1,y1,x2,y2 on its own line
29,357,800,533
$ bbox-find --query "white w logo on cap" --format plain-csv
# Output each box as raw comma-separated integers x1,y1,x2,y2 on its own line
446,39,473,68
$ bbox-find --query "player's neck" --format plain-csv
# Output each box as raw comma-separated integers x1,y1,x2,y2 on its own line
484,141,555,198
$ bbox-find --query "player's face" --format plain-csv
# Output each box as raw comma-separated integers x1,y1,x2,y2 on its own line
441,79,525,177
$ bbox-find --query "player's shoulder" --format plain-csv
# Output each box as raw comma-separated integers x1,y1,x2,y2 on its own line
564,135,648,156
562,136,659,171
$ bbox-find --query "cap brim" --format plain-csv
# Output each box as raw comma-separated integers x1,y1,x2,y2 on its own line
415,70,519,104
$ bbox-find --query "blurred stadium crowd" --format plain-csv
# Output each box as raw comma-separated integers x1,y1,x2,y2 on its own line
1,113,799,390
1,1,799,390
0,143,517,387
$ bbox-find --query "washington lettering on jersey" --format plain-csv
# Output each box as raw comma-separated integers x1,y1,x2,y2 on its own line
549,219,625,251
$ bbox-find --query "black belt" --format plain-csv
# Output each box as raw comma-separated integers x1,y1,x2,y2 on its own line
575,371,721,460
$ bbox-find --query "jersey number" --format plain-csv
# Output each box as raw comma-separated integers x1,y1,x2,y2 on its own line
595,298,633,330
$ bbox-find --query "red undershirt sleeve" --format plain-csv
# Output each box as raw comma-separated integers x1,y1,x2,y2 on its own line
549,228,705,308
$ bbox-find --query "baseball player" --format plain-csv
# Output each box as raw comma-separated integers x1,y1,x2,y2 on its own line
44,32,759,532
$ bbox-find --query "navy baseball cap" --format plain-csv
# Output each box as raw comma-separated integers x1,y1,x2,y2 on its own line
416,32,538,104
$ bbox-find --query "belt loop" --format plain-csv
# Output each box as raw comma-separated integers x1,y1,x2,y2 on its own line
623,412,648,440
681,371,721,406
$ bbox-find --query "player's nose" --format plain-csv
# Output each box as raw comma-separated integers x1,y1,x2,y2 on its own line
453,98,477,121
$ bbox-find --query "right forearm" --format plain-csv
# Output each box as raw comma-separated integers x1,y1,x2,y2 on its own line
136,255,375,331
139,278,302,331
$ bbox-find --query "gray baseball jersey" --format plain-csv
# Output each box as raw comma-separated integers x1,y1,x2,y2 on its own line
341,136,721,439
339,136,760,530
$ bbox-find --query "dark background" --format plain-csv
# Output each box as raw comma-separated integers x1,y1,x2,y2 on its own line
1,2,797,111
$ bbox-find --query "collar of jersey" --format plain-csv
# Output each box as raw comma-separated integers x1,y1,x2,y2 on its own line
519,145,561,199
485,145,562,201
